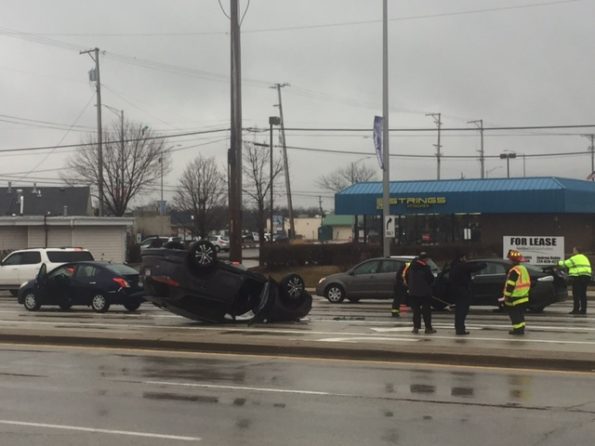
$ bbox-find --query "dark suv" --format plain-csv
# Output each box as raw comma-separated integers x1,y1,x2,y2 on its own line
141,241,312,323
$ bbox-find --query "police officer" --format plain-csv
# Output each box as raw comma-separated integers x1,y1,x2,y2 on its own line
408,252,436,334
500,249,531,335
449,251,486,335
391,261,410,318
558,247,592,315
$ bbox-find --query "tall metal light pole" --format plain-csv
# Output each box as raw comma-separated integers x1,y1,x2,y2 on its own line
381,0,391,257
468,119,485,179
81,47,104,216
499,152,517,178
582,134,595,176
269,116,280,241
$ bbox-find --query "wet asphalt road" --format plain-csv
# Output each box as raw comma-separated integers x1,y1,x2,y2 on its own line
0,345,594,445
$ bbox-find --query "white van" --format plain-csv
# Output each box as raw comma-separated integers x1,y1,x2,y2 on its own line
0,248,94,295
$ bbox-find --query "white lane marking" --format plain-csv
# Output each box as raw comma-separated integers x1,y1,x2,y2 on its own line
145,380,334,396
0,419,201,441
318,336,419,343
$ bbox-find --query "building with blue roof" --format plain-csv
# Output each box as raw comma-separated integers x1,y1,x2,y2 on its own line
334,177,595,252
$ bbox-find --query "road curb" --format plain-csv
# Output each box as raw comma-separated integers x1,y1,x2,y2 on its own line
1,332,593,373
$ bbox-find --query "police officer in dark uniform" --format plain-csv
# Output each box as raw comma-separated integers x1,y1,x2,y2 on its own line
449,251,486,335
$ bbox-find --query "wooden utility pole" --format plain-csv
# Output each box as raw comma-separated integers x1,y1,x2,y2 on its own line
80,47,104,215
273,83,295,239
426,112,442,180
228,0,243,262
468,119,485,179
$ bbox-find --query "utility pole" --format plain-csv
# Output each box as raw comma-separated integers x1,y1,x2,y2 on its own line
583,134,595,176
269,116,280,241
426,113,442,180
468,119,485,179
273,82,295,239
228,0,243,262
81,47,104,216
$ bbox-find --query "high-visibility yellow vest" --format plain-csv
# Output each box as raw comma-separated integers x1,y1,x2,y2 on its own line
503,264,530,306
558,254,592,277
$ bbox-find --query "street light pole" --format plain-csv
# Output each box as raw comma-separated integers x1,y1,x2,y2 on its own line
381,0,391,257
499,152,517,178
269,117,280,242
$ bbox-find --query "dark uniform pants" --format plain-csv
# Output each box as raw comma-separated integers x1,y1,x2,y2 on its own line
572,275,590,314
392,286,407,314
453,286,471,333
410,294,432,329
506,302,527,332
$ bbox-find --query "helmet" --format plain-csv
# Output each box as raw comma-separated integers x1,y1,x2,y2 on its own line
507,249,526,262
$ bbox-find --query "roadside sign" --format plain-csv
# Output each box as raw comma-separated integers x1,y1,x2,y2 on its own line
384,215,396,238
503,235,564,265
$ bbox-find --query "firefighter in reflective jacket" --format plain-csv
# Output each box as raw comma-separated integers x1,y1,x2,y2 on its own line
558,247,592,315
391,262,410,317
500,249,531,335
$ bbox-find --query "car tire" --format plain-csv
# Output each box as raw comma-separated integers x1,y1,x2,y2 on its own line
9,289,18,297
347,297,360,303
529,305,545,313
23,293,41,311
188,241,217,269
124,301,141,312
279,274,306,304
59,302,72,311
325,284,345,303
431,301,448,311
91,294,110,313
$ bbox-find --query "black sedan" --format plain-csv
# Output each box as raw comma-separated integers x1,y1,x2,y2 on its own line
18,262,145,313
433,258,568,312
141,240,312,323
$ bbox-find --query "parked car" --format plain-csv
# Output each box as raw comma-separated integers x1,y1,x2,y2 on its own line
18,261,145,313
208,235,230,252
316,256,440,303
0,247,94,296
139,236,181,252
433,258,568,312
141,240,312,323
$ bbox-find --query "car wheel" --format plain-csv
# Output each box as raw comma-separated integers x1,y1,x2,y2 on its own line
91,294,110,313
529,305,545,313
124,301,141,312
431,300,448,311
279,274,305,303
347,297,360,303
23,293,41,311
214,245,221,253
59,302,72,311
325,284,345,303
9,289,18,297
188,241,217,269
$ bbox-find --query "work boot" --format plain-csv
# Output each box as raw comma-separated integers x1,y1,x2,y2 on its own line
569,310,580,314
411,328,419,334
508,329,525,335
391,312,400,318
424,328,437,334
456,331,470,335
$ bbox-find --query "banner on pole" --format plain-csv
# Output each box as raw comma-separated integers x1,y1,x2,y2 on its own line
373,116,384,170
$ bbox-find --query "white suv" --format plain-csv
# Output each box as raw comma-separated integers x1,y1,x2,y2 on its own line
0,248,94,295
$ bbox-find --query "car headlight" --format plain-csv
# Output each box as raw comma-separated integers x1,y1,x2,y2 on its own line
318,277,326,285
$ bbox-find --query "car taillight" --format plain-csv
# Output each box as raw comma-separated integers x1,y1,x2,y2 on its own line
113,277,130,288
152,275,181,287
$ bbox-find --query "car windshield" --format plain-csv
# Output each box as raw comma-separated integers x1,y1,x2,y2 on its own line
105,264,139,276
46,251,94,262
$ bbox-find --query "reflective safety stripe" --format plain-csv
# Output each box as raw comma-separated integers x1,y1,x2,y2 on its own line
503,265,531,303
512,321,526,329
505,296,529,306
391,309,400,314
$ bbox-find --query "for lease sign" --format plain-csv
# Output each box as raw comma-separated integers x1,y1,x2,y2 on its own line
503,235,564,266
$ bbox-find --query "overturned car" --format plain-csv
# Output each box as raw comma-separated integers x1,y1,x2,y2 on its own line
141,241,312,323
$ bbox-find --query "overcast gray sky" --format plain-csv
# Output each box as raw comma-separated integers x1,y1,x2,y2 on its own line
1,0,594,211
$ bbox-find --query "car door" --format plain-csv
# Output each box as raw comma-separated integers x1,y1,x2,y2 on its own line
71,264,100,304
44,264,76,304
470,261,508,305
348,260,382,298
0,252,23,285
16,251,42,285
377,259,403,298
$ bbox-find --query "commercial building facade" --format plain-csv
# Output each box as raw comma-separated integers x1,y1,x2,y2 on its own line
335,177,595,254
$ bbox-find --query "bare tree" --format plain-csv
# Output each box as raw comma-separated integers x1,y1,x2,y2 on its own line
174,155,226,238
317,161,379,192
64,120,170,216
242,142,283,250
